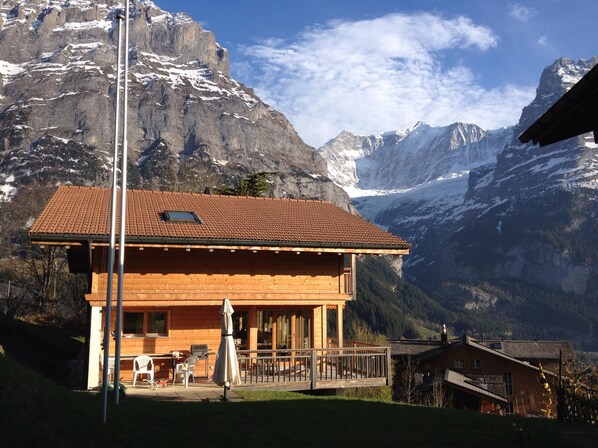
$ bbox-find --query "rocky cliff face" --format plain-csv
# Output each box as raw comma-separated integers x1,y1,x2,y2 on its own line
323,58,597,297
0,0,351,208
320,122,510,193
322,57,598,346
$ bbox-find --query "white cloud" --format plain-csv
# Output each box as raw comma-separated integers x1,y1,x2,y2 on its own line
537,36,547,46
240,12,534,147
508,3,538,22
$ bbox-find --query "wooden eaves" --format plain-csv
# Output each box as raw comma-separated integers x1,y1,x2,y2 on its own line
519,63,598,146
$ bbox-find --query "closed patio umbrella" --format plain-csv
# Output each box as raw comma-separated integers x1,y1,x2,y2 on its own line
212,298,241,400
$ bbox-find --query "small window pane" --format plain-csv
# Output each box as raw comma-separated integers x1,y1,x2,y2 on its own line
163,210,202,223
504,372,513,397
147,312,167,334
123,312,144,334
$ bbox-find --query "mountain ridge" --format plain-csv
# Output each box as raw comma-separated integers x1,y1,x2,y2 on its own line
0,0,352,209
321,57,598,349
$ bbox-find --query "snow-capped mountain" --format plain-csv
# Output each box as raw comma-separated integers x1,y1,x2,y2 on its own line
321,57,598,346
319,120,513,251
320,121,511,202
0,0,350,208
321,122,511,195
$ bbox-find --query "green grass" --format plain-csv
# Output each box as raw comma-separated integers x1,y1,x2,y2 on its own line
0,316,85,385
1,351,596,448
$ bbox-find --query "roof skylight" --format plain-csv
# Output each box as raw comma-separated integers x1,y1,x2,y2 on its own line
162,210,203,223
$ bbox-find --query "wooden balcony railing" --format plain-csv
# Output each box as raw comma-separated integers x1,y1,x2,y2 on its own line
236,346,391,391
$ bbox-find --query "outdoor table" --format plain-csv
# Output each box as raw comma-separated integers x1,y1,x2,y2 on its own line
119,353,180,379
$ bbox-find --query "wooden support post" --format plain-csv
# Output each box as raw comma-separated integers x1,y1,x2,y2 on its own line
321,305,327,348
291,313,296,352
336,305,344,348
386,347,392,386
248,307,258,351
311,307,318,348
310,349,317,390
271,311,277,352
88,306,102,389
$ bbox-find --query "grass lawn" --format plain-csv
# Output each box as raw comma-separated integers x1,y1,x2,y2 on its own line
1,349,596,448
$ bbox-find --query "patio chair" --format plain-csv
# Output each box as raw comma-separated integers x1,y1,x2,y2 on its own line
132,355,154,387
173,355,199,388
99,354,115,381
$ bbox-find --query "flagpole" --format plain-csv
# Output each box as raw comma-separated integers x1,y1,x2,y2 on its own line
114,0,130,405
102,11,124,424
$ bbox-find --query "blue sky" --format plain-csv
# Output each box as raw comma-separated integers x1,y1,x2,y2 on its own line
153,0,597,147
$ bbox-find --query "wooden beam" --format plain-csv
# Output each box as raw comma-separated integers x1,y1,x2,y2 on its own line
86,292,350,308
33,240,409,255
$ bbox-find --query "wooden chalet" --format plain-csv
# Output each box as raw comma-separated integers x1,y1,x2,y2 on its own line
391,335,573,417
29,186,410,390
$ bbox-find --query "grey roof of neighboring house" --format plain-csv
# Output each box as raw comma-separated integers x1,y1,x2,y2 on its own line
391,336,567,375
389,339,447,356
477,339,575,361
391,336,574,362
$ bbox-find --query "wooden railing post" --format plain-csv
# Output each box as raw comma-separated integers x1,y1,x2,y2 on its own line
386,347,392,387
311,349,318,390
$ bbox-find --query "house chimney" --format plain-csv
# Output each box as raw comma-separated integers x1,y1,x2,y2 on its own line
441,324,448,344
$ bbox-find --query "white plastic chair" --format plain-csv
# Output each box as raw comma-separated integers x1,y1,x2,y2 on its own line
173,355,199,388
132,355,154,387
99,354,115,382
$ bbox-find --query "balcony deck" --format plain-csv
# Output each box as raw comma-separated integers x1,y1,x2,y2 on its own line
236,346,391,391
103,345,391,401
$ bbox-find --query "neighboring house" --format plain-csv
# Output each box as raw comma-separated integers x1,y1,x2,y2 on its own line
476,339,575,373
391,334,574,417
29,186,410,390
519,61,598,146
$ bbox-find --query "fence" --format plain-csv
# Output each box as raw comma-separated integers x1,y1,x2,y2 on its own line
237,346,391,390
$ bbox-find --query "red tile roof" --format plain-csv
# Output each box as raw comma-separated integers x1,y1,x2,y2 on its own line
29,186,411,251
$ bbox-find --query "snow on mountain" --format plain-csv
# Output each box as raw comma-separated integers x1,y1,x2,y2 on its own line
318,129,409,192
320,122,510,197
321,57,598,303
0,0,351,208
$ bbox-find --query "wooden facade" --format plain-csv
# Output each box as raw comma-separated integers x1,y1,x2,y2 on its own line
393,336,562,417
418,343,554,416
29,186,411,390
87,247,354,385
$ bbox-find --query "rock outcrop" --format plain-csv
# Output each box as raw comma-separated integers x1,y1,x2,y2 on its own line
0,0,351,209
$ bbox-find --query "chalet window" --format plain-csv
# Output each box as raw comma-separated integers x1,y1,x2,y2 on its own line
504,372,513,397
505,402,514,416
162,210,203,223
123,312,144,334
470,358,481,369
343,254,354,295
123,311,168,336
256,310,311,350
453,358,465,369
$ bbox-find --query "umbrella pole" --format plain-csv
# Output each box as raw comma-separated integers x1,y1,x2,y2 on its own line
221,383,229,401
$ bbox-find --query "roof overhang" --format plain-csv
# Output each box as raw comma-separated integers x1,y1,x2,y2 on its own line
442,369,508,404
519,63,598,147
30,234,410,256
